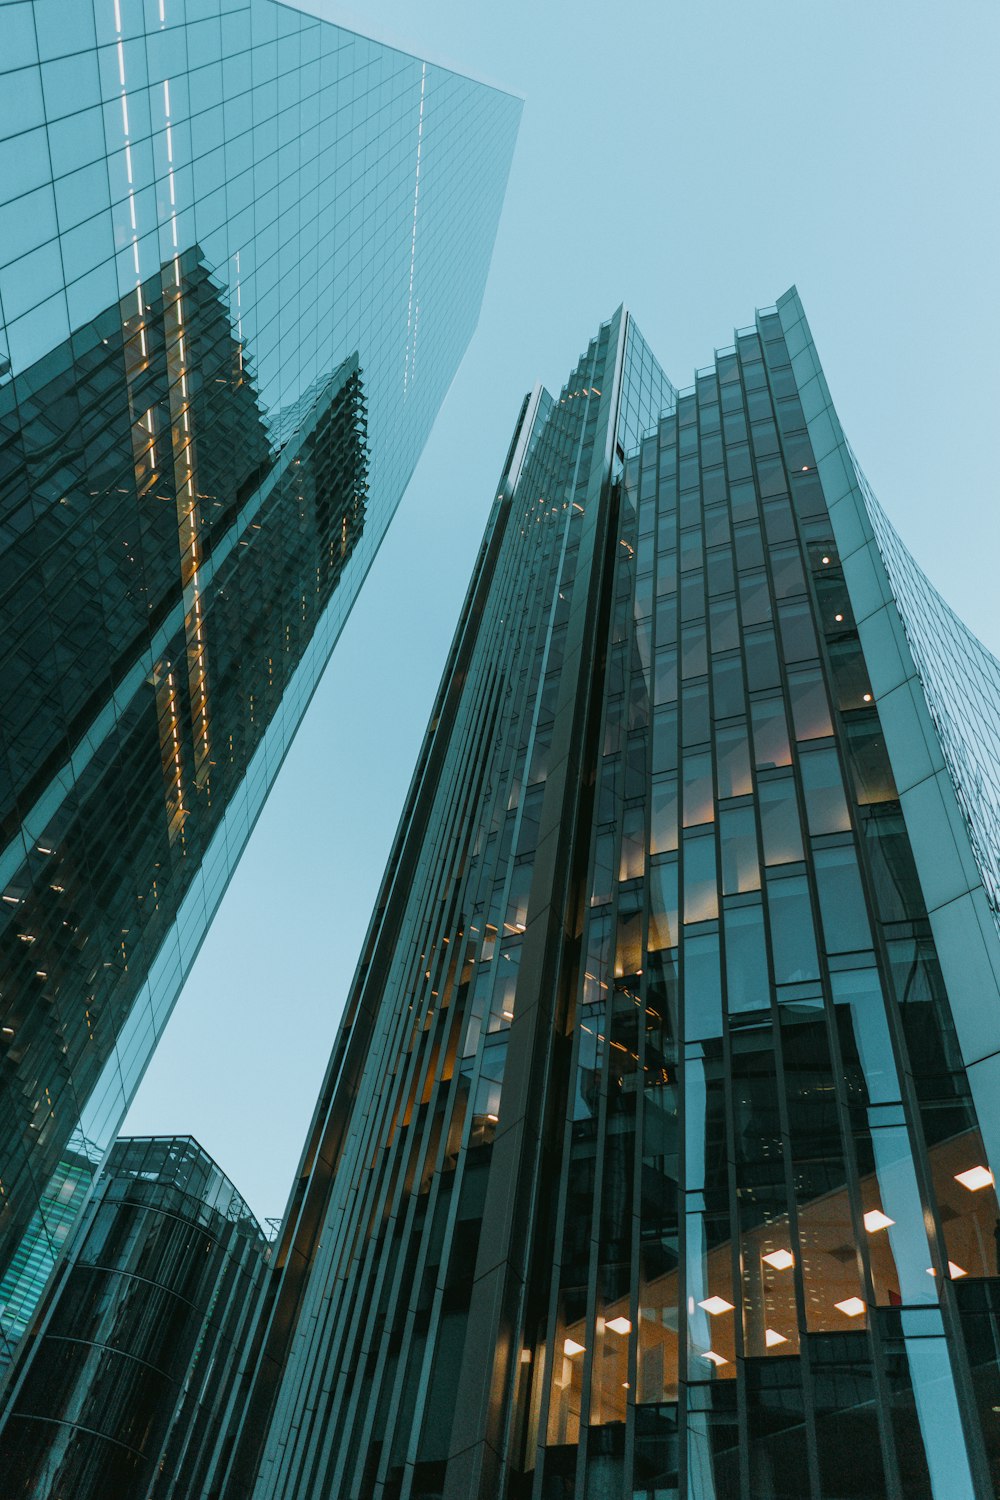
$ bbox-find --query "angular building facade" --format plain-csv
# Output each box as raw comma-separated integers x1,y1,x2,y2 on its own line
0,0,520,1359
221,294,1000,1500
0,1135,270,1498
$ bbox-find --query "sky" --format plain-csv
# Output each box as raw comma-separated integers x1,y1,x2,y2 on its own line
125,0,1000,1223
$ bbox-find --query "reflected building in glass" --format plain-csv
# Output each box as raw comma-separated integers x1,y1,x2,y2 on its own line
0,0,520,1364
0,1135,270,1499
222,292,1000,1500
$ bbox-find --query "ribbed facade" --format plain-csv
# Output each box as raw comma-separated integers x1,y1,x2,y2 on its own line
222,293,1000,1500
0,0,520,1363
0,1135,270,1499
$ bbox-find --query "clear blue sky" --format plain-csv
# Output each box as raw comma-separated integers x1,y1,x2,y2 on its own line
125,0,1000,1222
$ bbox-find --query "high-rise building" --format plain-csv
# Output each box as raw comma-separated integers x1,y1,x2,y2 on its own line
0,0,520,1359
0,1135,271,1499
222,294,1000,1500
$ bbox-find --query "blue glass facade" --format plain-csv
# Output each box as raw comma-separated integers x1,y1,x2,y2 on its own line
0,1134,271,1498
0,0,520,1366
215,298,1000,1499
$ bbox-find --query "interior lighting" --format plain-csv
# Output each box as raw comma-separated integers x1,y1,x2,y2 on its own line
862,693,873,703
564,1338,585,1356
606,1317,631,1335
764,1328,788,1347
863,1210,895,1233
834,613,844,622
835,1297,866,1318
702,1350,727,1366
927,1262,968,1279
955,1166,994,1192
821,556,831,565
762,1249,794,1270
699,1296,734,1316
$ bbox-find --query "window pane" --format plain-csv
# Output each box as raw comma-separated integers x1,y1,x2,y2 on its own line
619,806,646,883
744,627,781,691
684,834,718,923
844,721,898,804
716,725,753,797
652,707,679,774
591,833,615,906
768,875,819,983
724,903,769,1013
759,776,803,865
712,655,744,719
650,776,678,855
800,748,851,834
832,968,899,1107
720,805,759,893
683,751,715,828
778,600,819,662
788,667,833,741
682,683,710,747
654,647,678,705
684,932,722,1040
814,846,872,954
709,598,738,653
649,860,679,952
751,696,791,769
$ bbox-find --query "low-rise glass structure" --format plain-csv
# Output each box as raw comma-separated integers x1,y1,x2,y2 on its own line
0,1134,270,1498
220,294,1000,1499
0,0,520,1361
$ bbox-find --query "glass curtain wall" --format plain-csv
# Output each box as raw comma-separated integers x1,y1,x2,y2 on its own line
176,300,1000,1500
0,0,521,1365
0,1135,271,1499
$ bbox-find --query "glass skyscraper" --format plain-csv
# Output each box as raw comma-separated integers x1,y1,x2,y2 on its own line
218,293,1000,1500
0,0,520,1363
0,1134,271,1498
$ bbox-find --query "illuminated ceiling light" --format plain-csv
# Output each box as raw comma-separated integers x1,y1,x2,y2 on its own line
927,1262,968,1279
606,1316,631,1335
702,1350,727,1366
764,1328,788,1348
564,1338,585,1357
821,555,831,565
762,1249,794,1271
863,1210,895,1233
862,693,873,703
834,613,844,622
835,1297,866,1318
520,1348,532,1363
955,1165,994,1192
698,1296,735,1316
